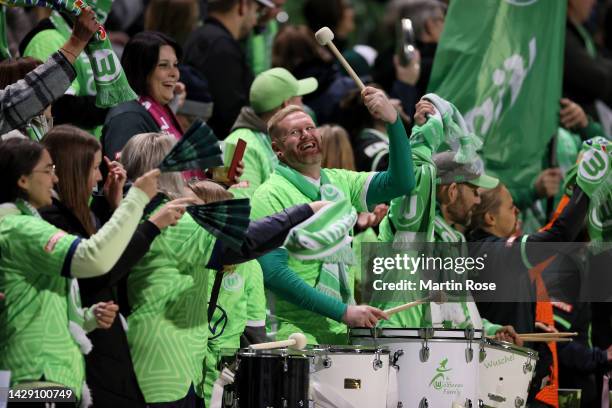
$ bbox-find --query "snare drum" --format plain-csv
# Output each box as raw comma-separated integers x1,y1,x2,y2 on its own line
308,345,392,408
351,327,481,408
233,348,310,408
479,338,538,408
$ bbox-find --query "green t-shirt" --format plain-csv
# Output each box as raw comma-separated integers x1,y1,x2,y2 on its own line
23,28,102,138
226,128,277,200
203,260,265,405
0,209,85,398
251,168,372,344
126,209,216,403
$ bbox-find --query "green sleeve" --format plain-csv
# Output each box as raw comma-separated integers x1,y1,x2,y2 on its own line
577,118,606,140
483,318,503,336
366,116,416,208
258,248,347,322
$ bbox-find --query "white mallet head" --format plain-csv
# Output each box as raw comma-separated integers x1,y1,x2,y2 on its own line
315,27,334,46
288,332,308,350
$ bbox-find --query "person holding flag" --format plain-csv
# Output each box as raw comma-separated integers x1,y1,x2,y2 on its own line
251,86,416,345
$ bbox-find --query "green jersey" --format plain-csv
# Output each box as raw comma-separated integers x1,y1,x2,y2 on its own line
126,207,216,403
226,128,277,199
203,261,266,405
251,168,372,344
0,206,85,398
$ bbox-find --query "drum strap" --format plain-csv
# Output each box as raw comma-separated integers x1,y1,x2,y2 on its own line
208,269,224,322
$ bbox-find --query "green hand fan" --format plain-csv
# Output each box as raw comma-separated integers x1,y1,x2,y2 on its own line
158,119,223,172
186,198,251,250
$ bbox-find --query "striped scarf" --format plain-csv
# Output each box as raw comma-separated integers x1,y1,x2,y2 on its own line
277,164,357,303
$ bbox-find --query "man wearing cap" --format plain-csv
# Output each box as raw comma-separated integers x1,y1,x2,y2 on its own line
251,86,416,345
184,0,274,139
377,97,520,343
225,67,318,199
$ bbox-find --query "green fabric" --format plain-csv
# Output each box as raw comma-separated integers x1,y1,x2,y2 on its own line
252,168,372,344
203,261,263,405
126,203,216,403
226,128,277,199
246,20,278,76
0,5,10,60
186,198,251,251
428,0,567,201
0,204,84,398
159,119,223,172
572,22,597,58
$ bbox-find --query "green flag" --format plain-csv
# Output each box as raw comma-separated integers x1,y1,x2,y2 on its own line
428,0,567,191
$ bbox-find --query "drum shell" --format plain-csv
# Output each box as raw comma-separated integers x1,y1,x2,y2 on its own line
308,346,390,408
234,349,310,408
351,328,481,408
479,338,538,408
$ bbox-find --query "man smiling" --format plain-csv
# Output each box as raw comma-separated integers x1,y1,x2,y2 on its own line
251,86,416,344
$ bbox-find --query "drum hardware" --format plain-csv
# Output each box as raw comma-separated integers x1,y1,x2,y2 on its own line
397,402,403,408
419,397,429,408
418,328,433,362
522,359,533,374
479,343,487,363
373,348,384,370
487,393,506,403
465,398,473,407
465,328,475,363
514,397,525,407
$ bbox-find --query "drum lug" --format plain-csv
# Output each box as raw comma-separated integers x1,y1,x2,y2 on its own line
522,360,533,374
418,328,432,362
392,349,404,368
370,326,382,338
283,356,289,372
323,357,332,368
397,402,402,408
420,345,430,362
465,398,473,408
418,397,428,408
479,343,486,363
478,399,484,408
514,397,525,407
465,347,474,363
373,349,383,371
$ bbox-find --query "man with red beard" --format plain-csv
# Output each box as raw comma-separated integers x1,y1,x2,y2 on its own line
251,86,416,344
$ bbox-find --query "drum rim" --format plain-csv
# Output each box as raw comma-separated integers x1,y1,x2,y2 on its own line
307,344,390,354
237,348,312,358
482,338,539,359
349,327,484,340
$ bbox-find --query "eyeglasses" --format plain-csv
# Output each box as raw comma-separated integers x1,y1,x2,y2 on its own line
32,164,56,176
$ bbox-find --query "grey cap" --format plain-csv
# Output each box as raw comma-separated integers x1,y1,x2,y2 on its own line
433,151,499,189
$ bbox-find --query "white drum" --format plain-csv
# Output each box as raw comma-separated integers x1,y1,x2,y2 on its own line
479,338,538,408
308,345,394,408
351,328,481,408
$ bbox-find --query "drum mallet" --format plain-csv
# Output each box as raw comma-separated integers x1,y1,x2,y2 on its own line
383,291,447,316
249,332,308,351
315,27,365,91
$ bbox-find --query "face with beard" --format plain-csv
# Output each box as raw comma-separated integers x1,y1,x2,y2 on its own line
272,111,322,173
444,183,481,227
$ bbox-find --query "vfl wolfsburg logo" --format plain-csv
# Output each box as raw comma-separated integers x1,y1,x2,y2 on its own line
91,49,121,83
396,195,423,229
578,149,609,183
429,358,452,389
222,272,244,292
589,199,612,233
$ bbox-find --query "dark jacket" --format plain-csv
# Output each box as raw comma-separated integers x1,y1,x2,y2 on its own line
563,20,612,119
102,100,159,161
183,17,253,139
40,197,161,408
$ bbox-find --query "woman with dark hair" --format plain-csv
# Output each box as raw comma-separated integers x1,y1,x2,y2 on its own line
102,31,186,162
0,137,159,406
39,125,187,407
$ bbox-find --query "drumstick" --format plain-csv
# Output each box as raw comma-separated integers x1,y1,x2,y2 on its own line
315,27,365,91
518,332,577,338
249,332,308,350
519,337,573,343
383,291,446,316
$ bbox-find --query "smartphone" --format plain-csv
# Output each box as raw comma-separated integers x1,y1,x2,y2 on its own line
227,139,247,181
396,18,416,66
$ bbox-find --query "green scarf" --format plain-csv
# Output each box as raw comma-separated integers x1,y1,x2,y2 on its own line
47,6,136,108
0,5,10,60
565,137,612,253
276,164,357,303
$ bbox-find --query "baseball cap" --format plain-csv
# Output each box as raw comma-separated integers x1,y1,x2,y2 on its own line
433,151,499,189
250,68,318,114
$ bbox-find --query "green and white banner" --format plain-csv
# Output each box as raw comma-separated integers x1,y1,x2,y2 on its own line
428,0,567,190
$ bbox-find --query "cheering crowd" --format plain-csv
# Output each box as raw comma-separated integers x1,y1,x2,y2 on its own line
1,0,611,407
